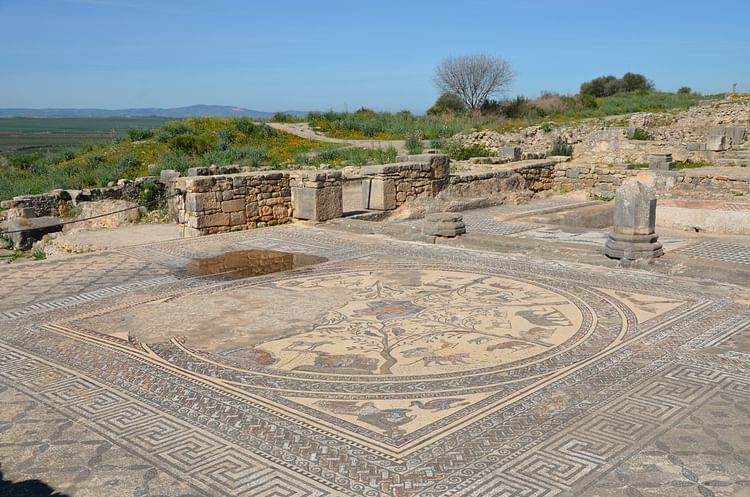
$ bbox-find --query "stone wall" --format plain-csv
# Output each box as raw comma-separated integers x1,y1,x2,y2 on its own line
553,163,750,200
175,170,343,236
0,176,167,218
443,159,561,198
360,154,450,208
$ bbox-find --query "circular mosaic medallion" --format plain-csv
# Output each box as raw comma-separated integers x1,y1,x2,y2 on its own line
238,268,593,377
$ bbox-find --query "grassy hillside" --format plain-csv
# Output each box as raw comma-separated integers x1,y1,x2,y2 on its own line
306,91,710,140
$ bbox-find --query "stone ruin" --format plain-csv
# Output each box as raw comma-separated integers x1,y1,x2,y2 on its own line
605,181,663,261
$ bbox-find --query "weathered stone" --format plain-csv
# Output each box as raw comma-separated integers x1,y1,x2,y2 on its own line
605,182,663,260
221,199,246,213
498,146,522,161
648,153,676,171
706,134,727,152
291,186,343,222
185,192,219,212
229,211,246,226
6,216,64,250
187,212,230,229
422,212,466,238
362,178,396,210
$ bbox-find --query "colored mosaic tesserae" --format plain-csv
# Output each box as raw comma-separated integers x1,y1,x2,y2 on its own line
1,222,749,497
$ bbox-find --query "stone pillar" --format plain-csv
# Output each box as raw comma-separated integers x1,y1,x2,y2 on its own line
291,171,343,222
361,178,396,210
422,213,466,237
648,153,676,171
604,182,663,260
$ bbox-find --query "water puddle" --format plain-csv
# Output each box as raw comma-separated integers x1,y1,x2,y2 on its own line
187,250,327,279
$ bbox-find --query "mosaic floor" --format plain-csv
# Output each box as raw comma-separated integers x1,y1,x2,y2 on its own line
1,224,749,497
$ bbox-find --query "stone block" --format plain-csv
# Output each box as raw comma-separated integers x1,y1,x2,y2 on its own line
6,216,64,250
229,211,246,226
706,135,726,152
498,146,522,161
422,212,466,237
221,198,245,213
362,178,396,210
187,212,230,229
246,202,259,219
159,169,181,184
185,192,219,212
648,154,676,171
291,186,343,221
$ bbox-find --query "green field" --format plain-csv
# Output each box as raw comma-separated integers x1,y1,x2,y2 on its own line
0,117,170,153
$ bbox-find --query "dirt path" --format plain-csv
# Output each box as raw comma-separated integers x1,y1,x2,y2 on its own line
268,122,409,152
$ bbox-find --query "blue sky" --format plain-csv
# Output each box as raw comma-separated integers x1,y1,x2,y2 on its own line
1,0,748,112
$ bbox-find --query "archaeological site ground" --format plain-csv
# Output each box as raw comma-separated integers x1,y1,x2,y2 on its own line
1,95,749,497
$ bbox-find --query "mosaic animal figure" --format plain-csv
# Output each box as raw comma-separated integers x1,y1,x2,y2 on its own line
516,308,571,327
486,340,535,353
282,340,334,352
409,398,469,411
314,401,415,434
314,400,378,416
409,353,470,367
401,347,430,358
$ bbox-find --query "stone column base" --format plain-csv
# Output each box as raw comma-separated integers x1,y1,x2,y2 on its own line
422,213,466,237
604,232,664,260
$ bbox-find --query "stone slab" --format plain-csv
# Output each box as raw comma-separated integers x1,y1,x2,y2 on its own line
362,178,396,210
6,216,64,250
291,186,343,221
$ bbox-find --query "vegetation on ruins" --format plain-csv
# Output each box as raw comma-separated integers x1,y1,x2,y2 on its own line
628,127,653,140
549,137,573,156
405,132,424,154
293,146,398,167
433,54,514,111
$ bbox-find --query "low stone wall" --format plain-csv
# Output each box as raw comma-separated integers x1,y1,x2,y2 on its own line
360,154,450,208
175,170,342,236
1,176,167,218
553,163,750,200
443,159,561,198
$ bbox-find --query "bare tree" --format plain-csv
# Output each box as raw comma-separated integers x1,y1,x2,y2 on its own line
434,54,514,112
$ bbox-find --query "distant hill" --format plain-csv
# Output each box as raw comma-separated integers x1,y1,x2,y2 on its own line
0,105,308,119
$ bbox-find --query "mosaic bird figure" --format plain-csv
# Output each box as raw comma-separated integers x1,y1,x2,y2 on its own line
409,398,469,412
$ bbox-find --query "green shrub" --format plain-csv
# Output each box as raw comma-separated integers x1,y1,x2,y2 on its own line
128,128,154,141
156,121,195,142
550,137,573,156
427,92,467,115
405,132,424,154
235,117,255,135
216,127,236,150
155,151,193,174
253,123,276,138
445,143,493,160
629,127,652,140
271,112,296,122
430,137,446,150
581,73,653,98
540,122,553,133
677,86,692,94
139,180,162,208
